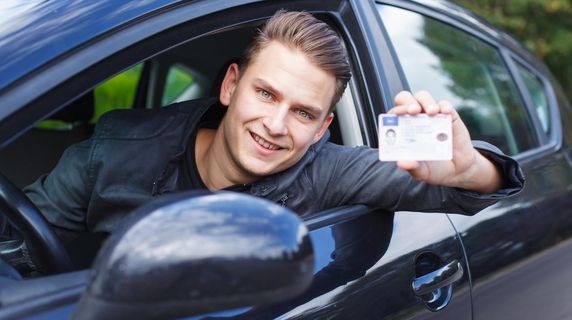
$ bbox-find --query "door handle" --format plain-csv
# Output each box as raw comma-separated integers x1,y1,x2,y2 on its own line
411,260,463,296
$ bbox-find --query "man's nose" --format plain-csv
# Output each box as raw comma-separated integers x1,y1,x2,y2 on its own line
262,105,288,136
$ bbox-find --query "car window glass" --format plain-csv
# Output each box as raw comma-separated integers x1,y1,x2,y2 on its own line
161,64,198,106
92,63,143,122
378,5,538,155
517,63,551,135
33,63,143,131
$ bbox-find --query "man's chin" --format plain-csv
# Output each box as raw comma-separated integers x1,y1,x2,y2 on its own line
241,161,285,178
244,167,279,178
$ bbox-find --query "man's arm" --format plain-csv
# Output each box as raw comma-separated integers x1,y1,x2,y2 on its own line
24,138,94,242
307,91,524,215
309,141,522,215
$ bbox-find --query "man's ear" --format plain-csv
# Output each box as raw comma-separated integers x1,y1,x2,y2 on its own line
312,113,334,144
219,63,240,106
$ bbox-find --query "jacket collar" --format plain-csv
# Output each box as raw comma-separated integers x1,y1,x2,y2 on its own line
250,130,331,197
153,97,220,195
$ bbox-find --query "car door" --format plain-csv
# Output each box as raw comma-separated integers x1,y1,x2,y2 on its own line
377,1,572,319
283,210,471,319
219,1,474,318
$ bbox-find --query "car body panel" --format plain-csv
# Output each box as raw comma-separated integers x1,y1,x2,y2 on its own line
281,212,471,319
448,130,572,319
0,0,184,91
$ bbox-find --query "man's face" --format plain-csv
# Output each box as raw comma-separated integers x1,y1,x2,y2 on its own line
218,41,335,179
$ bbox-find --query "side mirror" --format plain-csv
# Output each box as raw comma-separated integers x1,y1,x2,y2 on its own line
73,191,314,320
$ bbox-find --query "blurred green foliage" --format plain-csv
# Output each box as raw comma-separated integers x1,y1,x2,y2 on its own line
451,0,572,102
162,65,194,106
37,62,199,129
93,63,143,122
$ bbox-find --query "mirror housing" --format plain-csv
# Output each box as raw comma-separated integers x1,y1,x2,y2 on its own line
73,191,314,319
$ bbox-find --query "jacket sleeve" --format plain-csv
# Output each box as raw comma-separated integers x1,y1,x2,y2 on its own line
23,137,95,239
309,140,524,215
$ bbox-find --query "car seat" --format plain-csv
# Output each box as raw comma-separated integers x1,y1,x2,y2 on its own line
0,92,95,188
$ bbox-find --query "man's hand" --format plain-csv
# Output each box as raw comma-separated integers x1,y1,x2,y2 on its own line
388,91,502,194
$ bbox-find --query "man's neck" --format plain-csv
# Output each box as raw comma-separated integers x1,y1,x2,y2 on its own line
195,127,255,191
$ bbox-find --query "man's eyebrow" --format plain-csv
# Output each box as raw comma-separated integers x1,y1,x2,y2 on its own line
253,78,325,115
253,78,283,100
297,103,323,116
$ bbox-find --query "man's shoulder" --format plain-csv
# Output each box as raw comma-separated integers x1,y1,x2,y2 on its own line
305,141,376,171
93,98,218,140
315,141,372,157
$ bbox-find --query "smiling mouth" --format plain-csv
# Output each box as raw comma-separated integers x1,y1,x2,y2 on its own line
251,132,281,151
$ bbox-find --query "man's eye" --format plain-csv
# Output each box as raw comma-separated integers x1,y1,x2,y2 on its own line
296,109,312,119
258,90,272,100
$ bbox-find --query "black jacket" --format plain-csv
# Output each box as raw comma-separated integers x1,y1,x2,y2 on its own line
24,98,525,239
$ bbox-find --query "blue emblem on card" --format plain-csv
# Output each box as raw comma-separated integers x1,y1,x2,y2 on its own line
383,116,398,126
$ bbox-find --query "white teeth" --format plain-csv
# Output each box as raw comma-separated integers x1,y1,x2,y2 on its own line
253,133,278,150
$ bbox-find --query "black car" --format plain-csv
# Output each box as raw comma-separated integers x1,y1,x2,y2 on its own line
1,0,571,319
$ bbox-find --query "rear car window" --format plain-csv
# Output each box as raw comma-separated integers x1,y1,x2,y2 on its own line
378,5,539,155
516,63,551,135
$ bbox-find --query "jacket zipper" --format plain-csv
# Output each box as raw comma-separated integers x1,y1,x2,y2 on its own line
278,193,289,207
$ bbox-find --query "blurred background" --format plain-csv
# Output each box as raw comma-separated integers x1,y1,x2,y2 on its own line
451,0,572,103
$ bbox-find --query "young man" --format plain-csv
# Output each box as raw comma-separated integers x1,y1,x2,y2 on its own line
24,10,523,244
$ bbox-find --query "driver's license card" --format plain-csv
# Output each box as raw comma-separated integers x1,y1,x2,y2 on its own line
378,114,452,161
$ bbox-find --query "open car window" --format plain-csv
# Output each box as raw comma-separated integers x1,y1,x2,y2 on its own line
0,3,367,267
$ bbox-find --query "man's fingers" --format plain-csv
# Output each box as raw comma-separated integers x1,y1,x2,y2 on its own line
396,160,419,171
388,104,421,115
392,90,452,116
437,100,453,113
414,91,439,115
392,91,422,115
394,91,417,106
397,160,431,181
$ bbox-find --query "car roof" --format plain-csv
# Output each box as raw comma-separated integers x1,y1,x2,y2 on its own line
0,0,186,93
0,0,543,96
